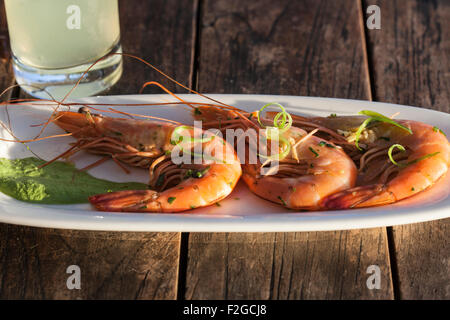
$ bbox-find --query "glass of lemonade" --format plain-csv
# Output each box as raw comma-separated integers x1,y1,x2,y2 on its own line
4,0,123,99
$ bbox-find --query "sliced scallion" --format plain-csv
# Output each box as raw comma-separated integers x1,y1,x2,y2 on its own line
388,144,406,166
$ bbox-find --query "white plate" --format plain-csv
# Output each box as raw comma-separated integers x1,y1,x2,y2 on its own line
0,94,449,232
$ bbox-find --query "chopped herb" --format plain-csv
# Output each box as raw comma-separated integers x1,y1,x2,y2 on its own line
184,169,193,179
329,113,337,118
277,196,287,206
155,174,165,187
411,187,415,191
190,205,196,209
215,202,221,207
248,113,253,120
433,126,446,136
198,166,210,177
319,141,335,148
185,166,210,179
194,108,202,115
167,197,176,204
107,189,113,193
165,150,171,156
310,163,314,168
309,147,319,157
139,205,147,209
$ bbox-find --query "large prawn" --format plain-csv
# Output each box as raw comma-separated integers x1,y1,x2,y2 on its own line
49,108,242,212
191,105,357,210
286,113,450,209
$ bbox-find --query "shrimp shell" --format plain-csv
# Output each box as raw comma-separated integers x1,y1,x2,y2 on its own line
52,110,242,212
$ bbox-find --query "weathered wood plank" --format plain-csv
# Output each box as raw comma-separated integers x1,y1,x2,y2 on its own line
185,0,393,299
109,0,197,94
0,226,180,299
0,0,197,299
364,0,450,299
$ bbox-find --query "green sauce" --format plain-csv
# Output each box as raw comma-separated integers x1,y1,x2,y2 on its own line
0,157,147,204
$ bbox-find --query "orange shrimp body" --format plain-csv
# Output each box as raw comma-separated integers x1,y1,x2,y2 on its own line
242,126,358,210
53,110,242,212
193,106,357,210
318,118,450,209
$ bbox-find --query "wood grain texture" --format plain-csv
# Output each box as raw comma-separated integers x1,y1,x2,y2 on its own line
364,0,449,113
109,0,197,94
364,0,450,299
184,0,393,299
0,0,197,299
0,226,180,299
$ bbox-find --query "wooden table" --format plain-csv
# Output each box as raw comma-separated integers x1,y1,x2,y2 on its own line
0,0,448,299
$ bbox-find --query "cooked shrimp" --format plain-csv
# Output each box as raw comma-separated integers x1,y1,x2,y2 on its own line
51,108,242,212
296,116,450,209
193,105,357,210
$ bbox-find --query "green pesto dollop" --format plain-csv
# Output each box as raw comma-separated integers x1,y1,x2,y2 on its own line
0,157,147,204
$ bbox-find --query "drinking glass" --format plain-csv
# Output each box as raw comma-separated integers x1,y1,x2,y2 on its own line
4,0,123,99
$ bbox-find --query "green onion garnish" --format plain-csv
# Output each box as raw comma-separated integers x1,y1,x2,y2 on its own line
318,141,335,148
354,118,372,151
277,196,287,206
354,110,413,151
170,126,226,163
168,197,176,204
388,144,440,167
405,152,440,166
171,125,214,145
258,134,291,161
195,166,210,178
309,147,319,157
388,144,406,166
257,102,292,133
433,126,446,136
359,110,412,134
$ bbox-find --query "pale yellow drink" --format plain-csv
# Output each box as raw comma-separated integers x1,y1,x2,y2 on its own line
4,0,122,99
5,0,120,68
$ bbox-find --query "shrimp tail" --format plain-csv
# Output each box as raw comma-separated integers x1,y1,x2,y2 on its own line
89,190,162,212
321,184,389,209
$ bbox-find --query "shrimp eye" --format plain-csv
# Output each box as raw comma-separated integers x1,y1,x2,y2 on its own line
78,107,90,114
